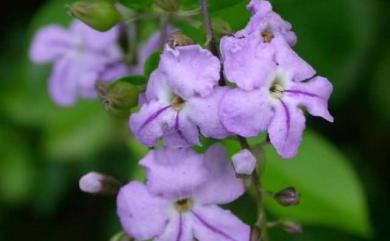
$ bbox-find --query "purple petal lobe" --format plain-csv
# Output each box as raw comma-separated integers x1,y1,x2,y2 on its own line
129,101,174,147
284,76,334,122
268,100,306,159
155,213,193,241
162,111,201,148
273,38,316,82
159,45,220,98
220,35,276,90
194,144,245,205
30,25,73,63
192,205,250,241
187,87,231,139
117,182,169,241
219,88,273,137
140,147,208,199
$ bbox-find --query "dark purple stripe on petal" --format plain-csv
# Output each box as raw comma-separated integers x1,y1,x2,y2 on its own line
284,89,321,99
176,214,183,241
192,211,237,241
175,112,190,145
138,105,171,133
280,100,291,138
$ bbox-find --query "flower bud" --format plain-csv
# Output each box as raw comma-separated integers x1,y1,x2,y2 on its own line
154,0,180,12
232,149,256,177
274,187,300,206
168,31,195,49
68,0,122,32
79,172,121,196
279,220,303,235
96,80,141,118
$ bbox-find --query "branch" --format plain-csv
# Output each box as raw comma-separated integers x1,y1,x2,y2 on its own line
199,0,226,86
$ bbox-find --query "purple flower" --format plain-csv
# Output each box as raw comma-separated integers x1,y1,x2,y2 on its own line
236,0,297,46
221,0,297,91
30,20,127,106
219,40,333,159
129,45,230,147
117,144,249,241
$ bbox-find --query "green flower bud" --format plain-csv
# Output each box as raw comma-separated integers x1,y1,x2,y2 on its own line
68,0,122,32
168,31,194,48
154,0,180,12
96,80,141,118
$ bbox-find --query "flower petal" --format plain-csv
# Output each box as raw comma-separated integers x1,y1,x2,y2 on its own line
162,112,201,148
140,147,209,199
194,144,245,205
235,0,297,46
117,182,170,241
48,57,79,106
274,38,316,82
219,88,273,137
285,76,334,122
220,35,276,90
70,20,119,51
192,205,250,241
129,100,173,146
155,213,193,241
188,87,231,139
159,45,220,98
145,70,173,102
30,25,73,63
268,100,306,159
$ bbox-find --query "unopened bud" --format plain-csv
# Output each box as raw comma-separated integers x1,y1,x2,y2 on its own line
279,220,303,234
96,80,141,118
68,1,122,32
274,187,300,206
154,0,180,12
79,172,121,196
232,149,256,177
168,31,195,48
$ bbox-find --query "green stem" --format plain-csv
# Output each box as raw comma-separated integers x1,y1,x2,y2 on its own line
238,136,269,241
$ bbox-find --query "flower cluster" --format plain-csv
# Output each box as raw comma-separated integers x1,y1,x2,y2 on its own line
32,0,334,240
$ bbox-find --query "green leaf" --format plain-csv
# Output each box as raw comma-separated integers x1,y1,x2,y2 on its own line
117,75,147,86
144,51,161,78
263,130,372,237
42,101,119,161
208,0,246,12
370,49,390,123
0,128,36,204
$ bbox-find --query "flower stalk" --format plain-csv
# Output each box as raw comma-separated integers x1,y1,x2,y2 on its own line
238,136,269,241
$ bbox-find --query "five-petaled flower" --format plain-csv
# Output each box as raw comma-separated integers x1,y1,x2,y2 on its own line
130,44,230,148
117,144,249,241
219,0,333,158
30,20,127,106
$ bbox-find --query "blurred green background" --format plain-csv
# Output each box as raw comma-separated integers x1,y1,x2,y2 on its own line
0,0,389,240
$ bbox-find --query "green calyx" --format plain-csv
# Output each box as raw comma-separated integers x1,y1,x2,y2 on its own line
68,0,122,32
96,80,141,118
